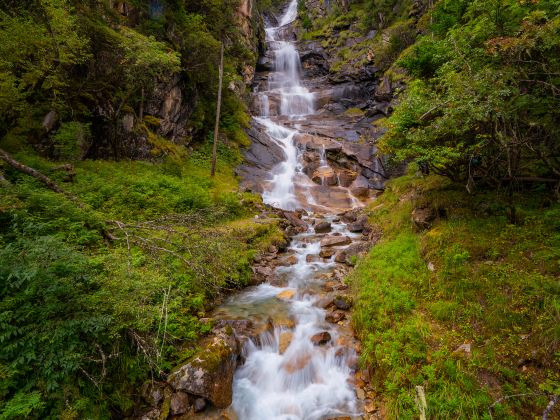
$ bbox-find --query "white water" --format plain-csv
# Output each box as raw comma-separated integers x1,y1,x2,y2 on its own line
259,0,314,210
230,219,360,420
230,2,361,419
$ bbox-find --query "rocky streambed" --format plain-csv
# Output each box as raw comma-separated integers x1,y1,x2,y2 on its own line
138,0,392,417
138,207,383,419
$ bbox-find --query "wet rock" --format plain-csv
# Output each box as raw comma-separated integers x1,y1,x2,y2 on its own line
279,331,293,354
326,311,346,323
337,169,358,188
320,248,336,258
347,215,369,232
334,295,353,310
282,353,311,373
170,391,190,415
411,207,436,230
314,221,332,234
315,297,334,309
306,254,320,263
311,331,332,346
277,290,296,300
321,235,352,247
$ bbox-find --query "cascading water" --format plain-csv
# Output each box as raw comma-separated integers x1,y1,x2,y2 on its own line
225,2,362,419
258,0,314,210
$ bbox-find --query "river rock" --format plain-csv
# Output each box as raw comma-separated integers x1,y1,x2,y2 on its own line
314,220,332,233
168,329,238,408
334,295,353,310
321,235,352,247
277,290,296,300
320,248,336,258
326,311,346,323
279,331,293,354
310,331,332,346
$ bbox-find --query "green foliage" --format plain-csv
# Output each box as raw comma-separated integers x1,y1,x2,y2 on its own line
381,0,560,184
351,174,560,418
51,122,91,160
0,148,283,417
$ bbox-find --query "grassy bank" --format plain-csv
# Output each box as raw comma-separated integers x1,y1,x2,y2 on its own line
0,144,284,418
349,170,560,418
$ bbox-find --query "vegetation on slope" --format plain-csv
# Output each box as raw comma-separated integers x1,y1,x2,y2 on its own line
0,0,288,418
0,145,285,419
297,0,560,418
350,169,560,418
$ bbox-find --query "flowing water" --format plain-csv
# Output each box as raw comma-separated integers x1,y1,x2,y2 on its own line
217,2,367,418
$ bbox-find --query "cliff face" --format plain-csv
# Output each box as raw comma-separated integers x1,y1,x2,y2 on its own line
86,0,265,160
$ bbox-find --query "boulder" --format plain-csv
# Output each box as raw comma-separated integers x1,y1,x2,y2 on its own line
334,295,353,310
170,392,191,416
411,207,436,230
310,331,332,346
321,235,352,247
314,221,332,234
168,330,238,408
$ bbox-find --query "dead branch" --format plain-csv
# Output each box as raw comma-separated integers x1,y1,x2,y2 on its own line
0,148,85,208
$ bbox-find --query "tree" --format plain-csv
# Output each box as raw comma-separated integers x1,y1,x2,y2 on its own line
211,41,224,177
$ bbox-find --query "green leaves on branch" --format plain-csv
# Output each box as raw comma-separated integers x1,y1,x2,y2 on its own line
381,0,560,185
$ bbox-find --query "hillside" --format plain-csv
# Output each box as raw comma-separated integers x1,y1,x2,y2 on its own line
1,0,559,419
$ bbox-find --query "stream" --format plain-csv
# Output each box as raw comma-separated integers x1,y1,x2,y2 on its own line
214,2,369,418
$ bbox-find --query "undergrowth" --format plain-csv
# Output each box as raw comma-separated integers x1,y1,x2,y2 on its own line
349,170,560,419
0,145,283,418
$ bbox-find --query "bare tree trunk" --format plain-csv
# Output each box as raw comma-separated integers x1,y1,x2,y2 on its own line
0,148,84,208
211,42,224,177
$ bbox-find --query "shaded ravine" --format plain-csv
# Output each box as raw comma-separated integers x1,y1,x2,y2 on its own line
214,2,372,418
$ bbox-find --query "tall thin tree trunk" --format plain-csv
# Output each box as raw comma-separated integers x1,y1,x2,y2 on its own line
211,42,224,177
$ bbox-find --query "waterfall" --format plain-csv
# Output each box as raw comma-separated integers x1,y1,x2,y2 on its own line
229,2,361,418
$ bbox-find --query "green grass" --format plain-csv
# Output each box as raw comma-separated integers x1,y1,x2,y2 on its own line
349,173,560,419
